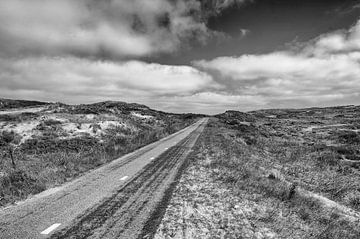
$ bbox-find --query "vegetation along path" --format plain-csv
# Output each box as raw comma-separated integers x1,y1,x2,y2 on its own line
0,118,208,239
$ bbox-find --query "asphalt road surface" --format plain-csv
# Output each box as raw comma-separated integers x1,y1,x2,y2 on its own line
0,118,208,239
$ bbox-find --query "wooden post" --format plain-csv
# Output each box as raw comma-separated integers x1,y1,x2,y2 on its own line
8,146,16,169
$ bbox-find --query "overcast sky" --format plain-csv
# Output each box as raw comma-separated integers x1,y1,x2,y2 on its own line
0,0,359,114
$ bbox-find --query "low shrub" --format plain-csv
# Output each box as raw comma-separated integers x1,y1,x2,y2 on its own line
316,151,339,168
316,219,360,239
338,131,360,144
0,170,45,206
20,136,99,154
43,119,62,126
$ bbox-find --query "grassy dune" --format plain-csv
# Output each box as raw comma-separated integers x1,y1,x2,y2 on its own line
0,100,200,206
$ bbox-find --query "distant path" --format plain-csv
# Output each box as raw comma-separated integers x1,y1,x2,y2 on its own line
0,118,207,239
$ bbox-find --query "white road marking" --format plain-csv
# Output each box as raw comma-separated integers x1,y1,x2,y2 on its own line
40,223,61,235
165,147,168,150
120,176,129,181
150,157,155,160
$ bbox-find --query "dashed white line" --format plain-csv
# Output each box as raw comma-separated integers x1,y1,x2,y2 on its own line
120,176,129,181
150,157,155,160
40,223,61,235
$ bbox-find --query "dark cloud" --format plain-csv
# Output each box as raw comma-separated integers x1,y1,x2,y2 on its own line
0,0,218,59
0,0,254,60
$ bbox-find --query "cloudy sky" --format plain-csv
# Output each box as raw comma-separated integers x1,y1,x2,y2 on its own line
0,0,359,114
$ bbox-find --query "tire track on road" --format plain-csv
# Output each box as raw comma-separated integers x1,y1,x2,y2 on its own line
50,119,207,239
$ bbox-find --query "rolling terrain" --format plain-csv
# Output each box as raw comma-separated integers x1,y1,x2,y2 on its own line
1,100,360,239
155,105,360,239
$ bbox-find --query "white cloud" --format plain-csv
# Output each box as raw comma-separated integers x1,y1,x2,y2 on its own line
0,56,218,108
239,29,250,37
194,19,360,110
147,92,266,114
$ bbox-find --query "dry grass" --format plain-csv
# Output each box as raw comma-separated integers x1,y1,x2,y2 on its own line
155,117,360,239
